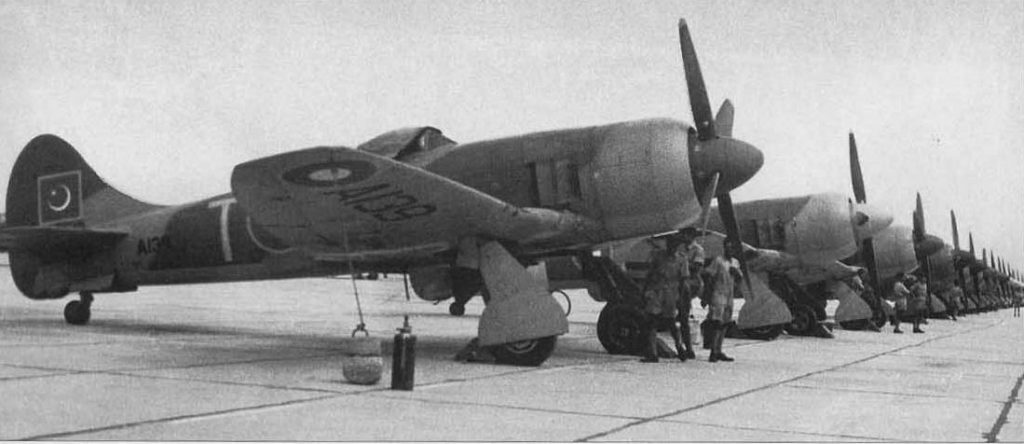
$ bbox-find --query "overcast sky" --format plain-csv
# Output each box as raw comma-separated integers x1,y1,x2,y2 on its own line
2,0,1022,268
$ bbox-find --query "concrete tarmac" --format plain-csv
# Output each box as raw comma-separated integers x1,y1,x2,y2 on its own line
0,271,1021,441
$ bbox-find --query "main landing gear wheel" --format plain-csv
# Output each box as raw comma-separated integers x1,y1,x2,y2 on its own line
784,304,816,336
64,293,93,325
490,336,557,367
449,301,466,316
740,324,784,340
869,306,888,329
596,303,645,355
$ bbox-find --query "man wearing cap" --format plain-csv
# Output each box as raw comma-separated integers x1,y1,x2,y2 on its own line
639,242,688,363
908,275,927,333
703,240,741,362
889,273,911,334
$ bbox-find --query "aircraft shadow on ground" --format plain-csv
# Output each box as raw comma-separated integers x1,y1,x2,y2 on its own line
4,317,532,365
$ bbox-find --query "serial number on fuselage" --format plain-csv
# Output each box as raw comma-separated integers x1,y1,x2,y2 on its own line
321,183,436,222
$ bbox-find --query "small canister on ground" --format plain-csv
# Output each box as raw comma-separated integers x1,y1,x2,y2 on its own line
391,316,416,391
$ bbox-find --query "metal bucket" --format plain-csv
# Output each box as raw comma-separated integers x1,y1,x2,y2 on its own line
342,336,383,385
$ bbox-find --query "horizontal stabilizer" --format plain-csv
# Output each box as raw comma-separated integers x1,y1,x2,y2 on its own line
0,226,128,253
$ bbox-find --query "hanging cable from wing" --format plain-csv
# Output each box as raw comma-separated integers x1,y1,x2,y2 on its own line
342,223,368,337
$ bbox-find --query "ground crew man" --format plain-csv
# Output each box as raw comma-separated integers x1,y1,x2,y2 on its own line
1014,290,1021,317
672,227,704,361
908,275,927,333
843,270,881,331
889,273,911,334
946,281,964,321
703,240,741,363
639,242,687,363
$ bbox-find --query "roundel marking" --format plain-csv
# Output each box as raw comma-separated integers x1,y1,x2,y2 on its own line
282,160,376,187
47,185,72,212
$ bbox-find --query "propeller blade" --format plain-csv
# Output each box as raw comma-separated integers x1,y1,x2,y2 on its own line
678,19,716,141
698,172,721,234
950,210,960,251
716,192,752,292
915,193,925,235
715,100,734,138
969,233,976,258
718,192,739,243
849,132,866,203
862,238,880,292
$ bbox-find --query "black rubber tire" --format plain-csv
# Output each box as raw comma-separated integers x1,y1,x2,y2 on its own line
63,300,91,325
741,324,784,340
869,307,888,329
784,304,816,336
448,302,466,316
596,303,645,355
490,336,557,367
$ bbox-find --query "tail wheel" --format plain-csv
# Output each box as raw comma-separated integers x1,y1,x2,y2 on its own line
741,324,784,340
448,302,466,316
596,303,645,355
63,300,91,325
490,336,557,367
784,304,816,336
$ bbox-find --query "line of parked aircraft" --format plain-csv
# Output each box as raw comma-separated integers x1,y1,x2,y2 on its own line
1,19,1020,366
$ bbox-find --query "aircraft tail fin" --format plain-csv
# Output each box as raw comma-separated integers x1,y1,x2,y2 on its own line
5,135,161,229
4,135,160,299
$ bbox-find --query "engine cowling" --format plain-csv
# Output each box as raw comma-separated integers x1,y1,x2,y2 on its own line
872,225,918,280
783,193,858,265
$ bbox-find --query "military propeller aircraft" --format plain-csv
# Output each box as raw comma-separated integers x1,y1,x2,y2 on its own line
0,19,763,367
836,136,951,330
544,128,895,356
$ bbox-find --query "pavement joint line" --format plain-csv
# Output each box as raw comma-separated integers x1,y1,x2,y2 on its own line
885,354,1024,366
0,370,87,382
95,368,354,395
575,320,995,442
786,382,1009,404
659,418,901,442
21,392,343,441
413,358,633,391
984,369,1024,442
0,340,126,349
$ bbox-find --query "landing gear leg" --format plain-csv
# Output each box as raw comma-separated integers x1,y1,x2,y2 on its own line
64,292,93,325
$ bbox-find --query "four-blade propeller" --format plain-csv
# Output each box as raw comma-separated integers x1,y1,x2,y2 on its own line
678,19,762,290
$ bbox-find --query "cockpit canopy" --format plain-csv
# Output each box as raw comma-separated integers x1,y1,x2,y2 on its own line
357,127,456,160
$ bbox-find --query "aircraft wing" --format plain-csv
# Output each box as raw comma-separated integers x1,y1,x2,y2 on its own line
231,146,600,261
0,226,128,253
